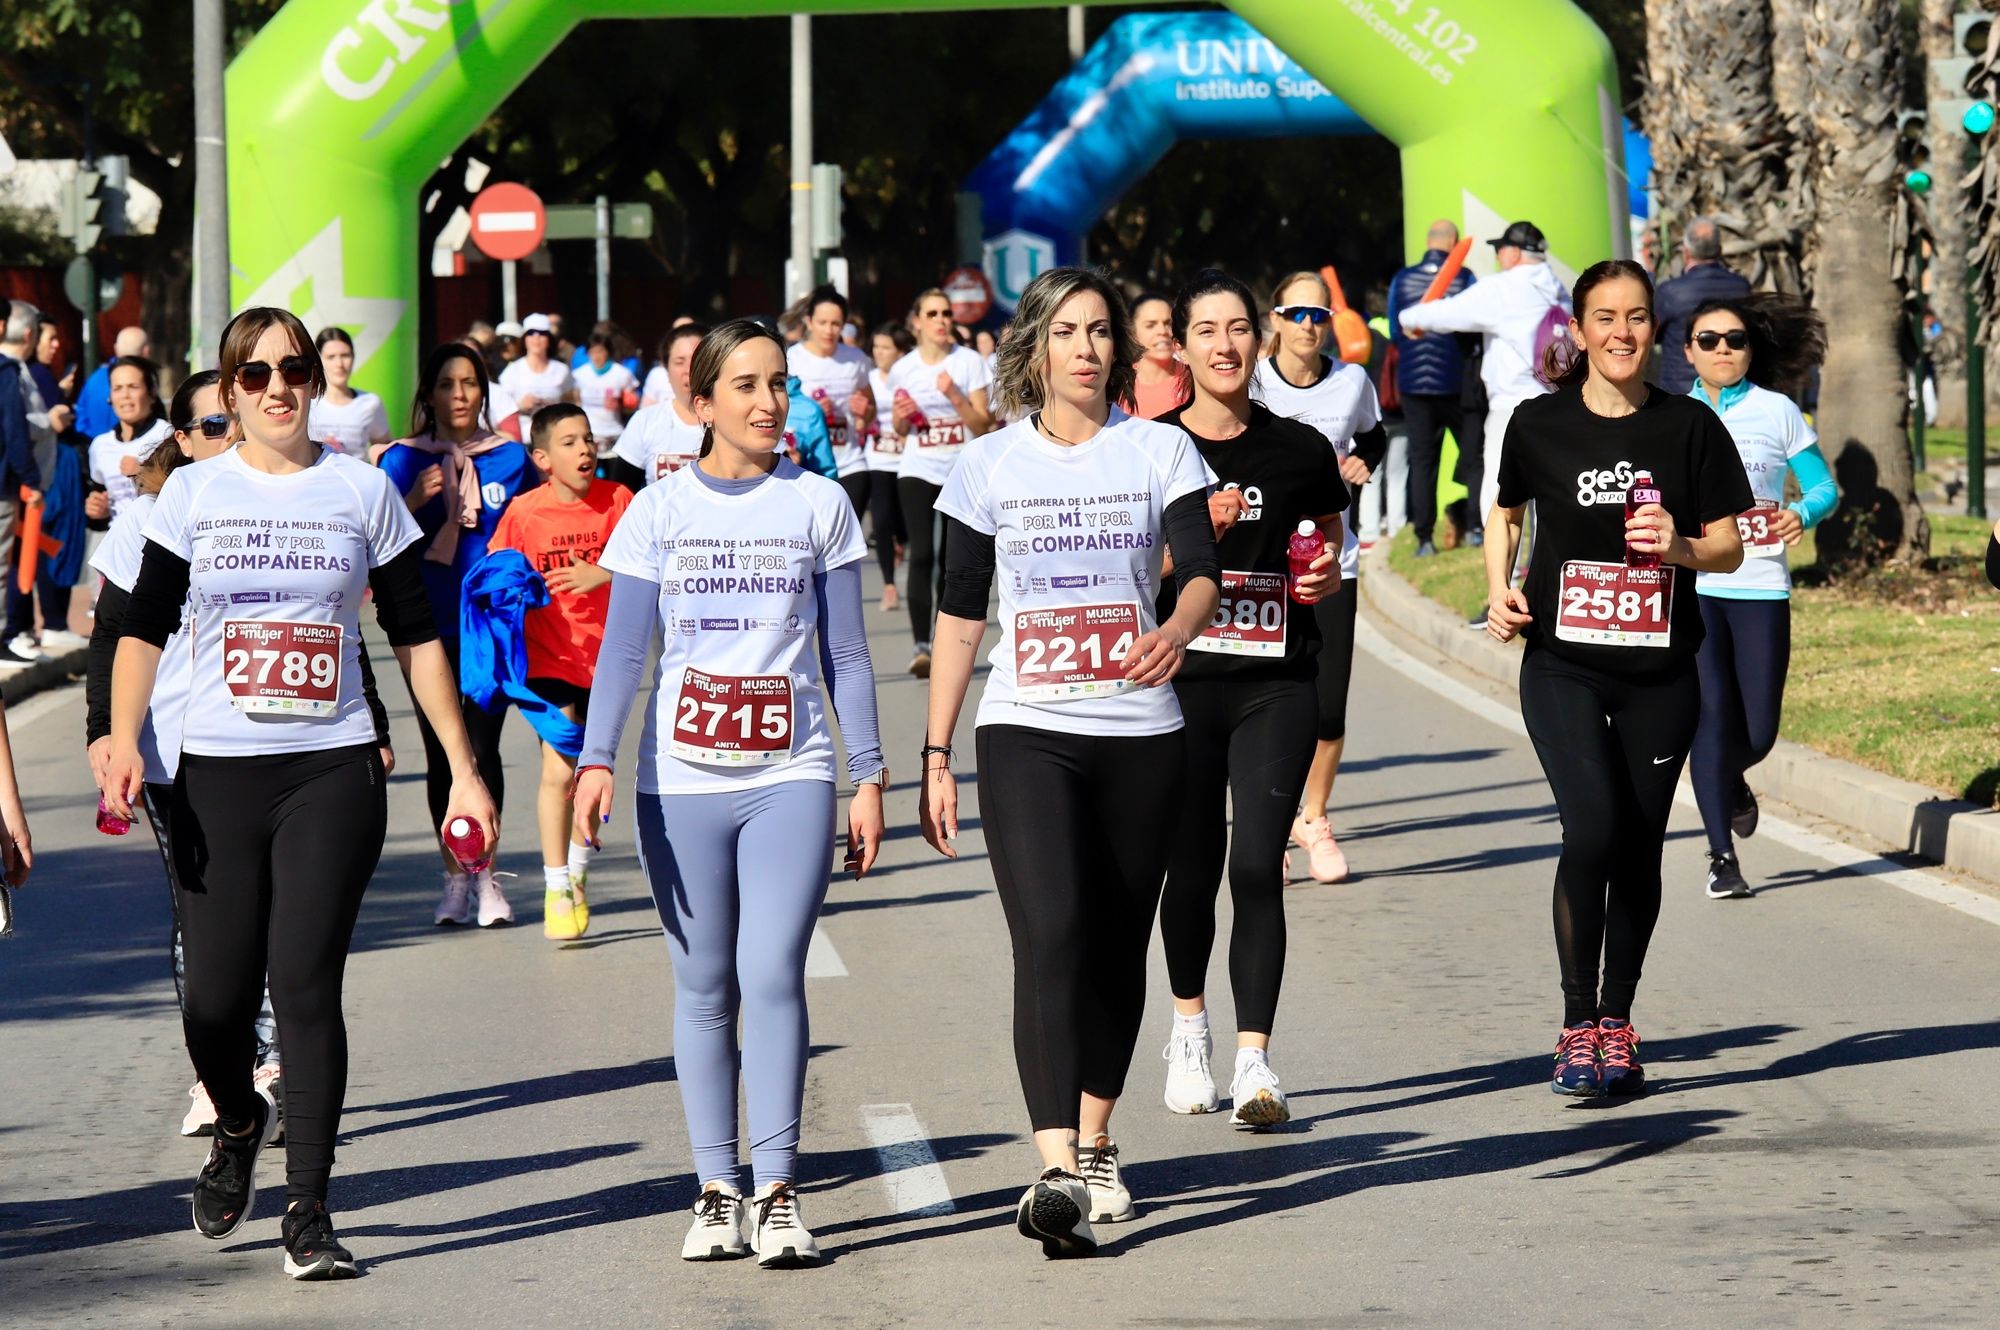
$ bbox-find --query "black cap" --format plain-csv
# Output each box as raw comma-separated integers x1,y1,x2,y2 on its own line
1488,221,1547,254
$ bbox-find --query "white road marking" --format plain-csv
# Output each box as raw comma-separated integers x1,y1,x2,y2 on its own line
858,1104,955,1218
1355,617,2000,930
805,925,846,977
5,680,81,732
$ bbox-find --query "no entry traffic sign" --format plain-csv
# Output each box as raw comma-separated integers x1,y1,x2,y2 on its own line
469,183,546,263
945,266,994,325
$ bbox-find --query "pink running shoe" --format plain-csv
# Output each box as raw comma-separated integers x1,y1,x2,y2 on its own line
1289,816,1349,884
181,1081,218,1138
254,1064,286,1144
474,868,513,928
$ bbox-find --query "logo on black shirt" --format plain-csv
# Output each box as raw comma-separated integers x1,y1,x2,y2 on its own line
1222,482,1264,521
1575,460,1636,507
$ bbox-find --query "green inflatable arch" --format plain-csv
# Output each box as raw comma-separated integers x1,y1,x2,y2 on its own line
227,0,1624,412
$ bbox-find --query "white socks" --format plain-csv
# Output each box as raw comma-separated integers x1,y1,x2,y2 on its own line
543,865,569,893
1174,1009,1209,1036
1235,1046,1269,1072
566,842,591,880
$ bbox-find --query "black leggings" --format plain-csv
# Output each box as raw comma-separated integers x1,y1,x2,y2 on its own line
1311,578,1358,742
862,470,906,588
1690,596,1790,855
413,636,508,841
838,471,869,521
1159,677,1318,1034
1518,648,1699,1027
898,476,946,646
976,724,1183,1131
171,744,386,1203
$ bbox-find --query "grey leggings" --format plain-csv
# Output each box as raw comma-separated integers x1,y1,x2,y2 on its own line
635,779,835,1190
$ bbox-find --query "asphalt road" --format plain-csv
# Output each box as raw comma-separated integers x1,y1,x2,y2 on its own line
4,567,1997,1329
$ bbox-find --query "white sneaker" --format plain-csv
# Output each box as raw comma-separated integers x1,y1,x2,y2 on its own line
1015,1167,1096,1259
681,1182,751,1261
1077,1135,1134,1223
1229,1051,1290,1130
7,634,43,660
1162,1024,1219,1114
37,629,88,652
434,872,472,926
473,868,513,927
749,1182,821,1267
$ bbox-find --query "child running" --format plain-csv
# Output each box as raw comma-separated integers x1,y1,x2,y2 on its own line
486,403,632,939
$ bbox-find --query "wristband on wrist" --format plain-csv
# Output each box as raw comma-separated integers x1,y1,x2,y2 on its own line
568,763,613,799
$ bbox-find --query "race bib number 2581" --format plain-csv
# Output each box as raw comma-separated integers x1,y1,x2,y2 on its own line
1554,561,1674,648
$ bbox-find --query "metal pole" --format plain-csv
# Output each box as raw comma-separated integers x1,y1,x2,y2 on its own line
594,194,611,322
193,0,230,362
789,15,813,305
1068,7,1085,60
502,260,519,325
1969,264,1986,518
80,83,98,379
1912,246,1927,471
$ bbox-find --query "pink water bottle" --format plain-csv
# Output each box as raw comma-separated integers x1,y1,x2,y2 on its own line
96,795,133,837
1286,520,1326,604
1625,469,1662,569
895,388,929,434
443,816,490,874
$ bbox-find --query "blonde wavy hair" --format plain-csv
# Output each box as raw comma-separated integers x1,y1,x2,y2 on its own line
991,267,1139,418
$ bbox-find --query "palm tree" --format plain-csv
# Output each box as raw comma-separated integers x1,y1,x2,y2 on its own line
1803,0,1931,569
1769,0,1818,288
1922,0,1972,428
1640,0,1804,292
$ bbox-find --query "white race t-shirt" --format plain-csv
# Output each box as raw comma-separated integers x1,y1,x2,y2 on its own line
641,364,673,407
142,448,423,757
935,410,1211,737
1696,383,1817,598
888,346,992,487
307,392,392,458
89,419,173,521
1251,356,1379,578
485,379,524,441
572,360,639,442
614,401,707,482
597,458,868,796
498,358,575,413
865,368,904,473
787,342,874,478
91,493,190,785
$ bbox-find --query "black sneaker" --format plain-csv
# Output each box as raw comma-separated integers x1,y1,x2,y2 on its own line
1415,540,1438,558
1705,852,1752,899
282,1200,359,1280
1730,782,1760,839
191,1083,276,1239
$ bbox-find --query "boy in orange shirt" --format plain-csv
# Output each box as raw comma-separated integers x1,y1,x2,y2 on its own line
488,404,632,939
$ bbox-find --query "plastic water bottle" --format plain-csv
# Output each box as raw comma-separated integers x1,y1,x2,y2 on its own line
1286,520,1326,604
895,388,929,434
443,816,490,874
1625,469,1662,569
96,795,133,837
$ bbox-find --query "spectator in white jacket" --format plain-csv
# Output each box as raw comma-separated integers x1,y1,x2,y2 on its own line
1398,220,1571,524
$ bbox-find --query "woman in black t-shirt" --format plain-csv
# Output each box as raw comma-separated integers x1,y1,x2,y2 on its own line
1485,259,1751,1100
1154,270,1348,1131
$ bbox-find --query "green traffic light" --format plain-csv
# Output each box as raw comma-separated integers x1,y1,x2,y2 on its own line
1907,169,1934,194
1965,101,1997,137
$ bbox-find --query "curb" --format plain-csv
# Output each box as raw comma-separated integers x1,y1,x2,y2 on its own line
0,647,86,707
1357,548,2000,887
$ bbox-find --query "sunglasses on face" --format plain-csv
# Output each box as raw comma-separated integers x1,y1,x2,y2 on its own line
1274,305,1332,326
176,413,231,439
235,356,314,394
1692,330,1749,351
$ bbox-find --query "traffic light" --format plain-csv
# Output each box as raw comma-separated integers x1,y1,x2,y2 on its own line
59,167,105,253
1899,110,1933,195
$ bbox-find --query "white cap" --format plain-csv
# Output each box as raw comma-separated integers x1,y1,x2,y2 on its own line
522,313,553,334
495,319,525,339
1297,519,1317,536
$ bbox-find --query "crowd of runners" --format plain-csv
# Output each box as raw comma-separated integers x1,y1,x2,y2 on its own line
0,214,1851,1278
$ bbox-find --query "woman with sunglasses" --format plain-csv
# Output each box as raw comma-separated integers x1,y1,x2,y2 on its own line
922,267,1218,1257
1485,261,1748,1098
306,327,391,459
1154,270,1346,1130
1250,272,1388,885
87,354,172,522
864,323,914,613
379,345,538,926
106,308,499,1279
891,287,995,678
1683,297,1832,900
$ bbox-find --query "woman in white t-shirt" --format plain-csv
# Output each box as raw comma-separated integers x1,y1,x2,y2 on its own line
305,327,391,459
573,320,884,1267
104,307,498,1282
611,323,708,488
1250,270,1390,886
571,329,639,446
863,323,914,612
87,355,173,521
786,286,876,517
497,314,576,417
889,288,995,677
920,267,1220,1258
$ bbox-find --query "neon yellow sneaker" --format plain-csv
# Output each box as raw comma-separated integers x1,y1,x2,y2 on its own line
543,884,583,941
569,870,590,934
